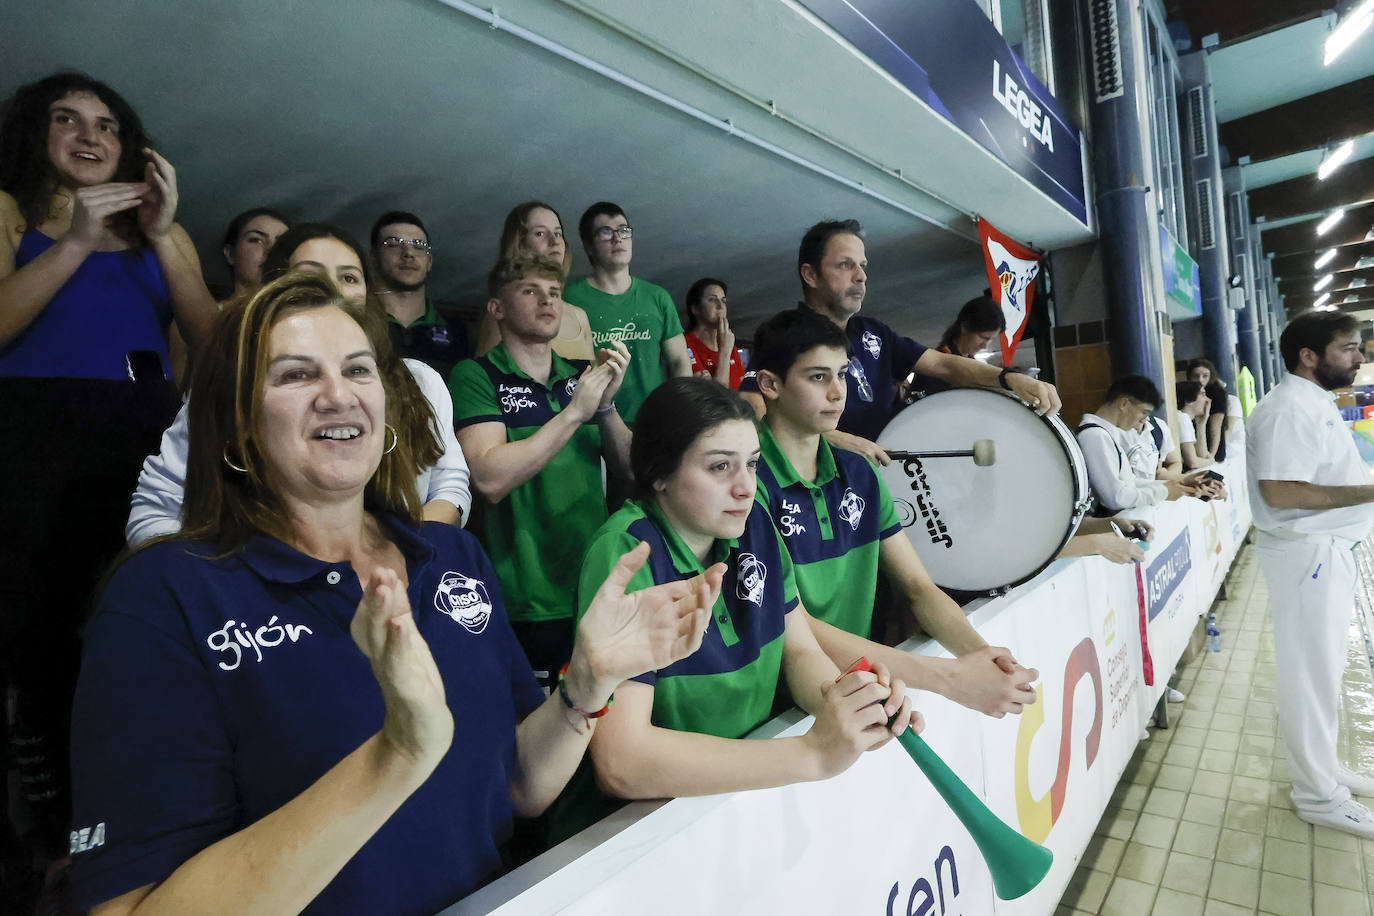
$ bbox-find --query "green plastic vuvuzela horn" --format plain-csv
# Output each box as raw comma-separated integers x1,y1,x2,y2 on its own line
849,657,1053,900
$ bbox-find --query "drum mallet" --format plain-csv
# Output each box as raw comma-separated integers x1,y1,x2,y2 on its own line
846,657,1052,900
887,439,996,467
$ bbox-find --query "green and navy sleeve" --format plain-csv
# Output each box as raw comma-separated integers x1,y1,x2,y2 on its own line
874,467,902,539
447,358,501,429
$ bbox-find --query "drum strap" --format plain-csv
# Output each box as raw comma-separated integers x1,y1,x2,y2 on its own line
1133,561,1155,686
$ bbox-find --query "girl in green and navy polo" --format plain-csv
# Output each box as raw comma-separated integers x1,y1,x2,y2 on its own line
550,378,920,841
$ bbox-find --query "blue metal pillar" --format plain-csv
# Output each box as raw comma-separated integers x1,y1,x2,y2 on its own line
1089,0,1165,385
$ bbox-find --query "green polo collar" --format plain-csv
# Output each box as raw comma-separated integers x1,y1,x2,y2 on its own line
641,498,736,575
485,342,582,387
758,420,838,490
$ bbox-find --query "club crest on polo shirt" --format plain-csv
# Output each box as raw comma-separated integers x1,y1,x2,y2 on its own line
839,488,865,530
564,376,579,399
435,572,493,634
861,330,882,358
736,553,767,605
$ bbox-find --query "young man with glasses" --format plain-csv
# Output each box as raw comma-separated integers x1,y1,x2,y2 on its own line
562,201,693,425
370,210,470,378
741,220,1062,465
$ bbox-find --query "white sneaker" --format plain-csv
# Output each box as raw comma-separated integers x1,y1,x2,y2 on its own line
1297,798,1374,840
1166,687,1186,703
1338,766,1374,797
1139,728,1150,741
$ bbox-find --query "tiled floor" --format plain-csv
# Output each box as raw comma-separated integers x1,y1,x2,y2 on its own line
1056,542,1374,916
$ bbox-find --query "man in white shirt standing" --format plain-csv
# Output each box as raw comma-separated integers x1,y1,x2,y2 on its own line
1248,309,1374,838
1077,376,1203,513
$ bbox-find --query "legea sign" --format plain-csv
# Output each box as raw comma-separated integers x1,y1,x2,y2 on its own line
798,0,1088,223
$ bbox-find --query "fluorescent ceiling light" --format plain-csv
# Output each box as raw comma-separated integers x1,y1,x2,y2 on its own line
1325,0,1374,65
1318,140,1355,179
1314,292,1332,307
1317,209,1346,235
1316,248,1338,269
1315,274,1334,291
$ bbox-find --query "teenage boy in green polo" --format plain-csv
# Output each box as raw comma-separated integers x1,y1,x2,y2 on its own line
450,257,633,690
751,308,1038,717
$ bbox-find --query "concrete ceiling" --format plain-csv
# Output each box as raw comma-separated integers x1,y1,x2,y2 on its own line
1,0,996,342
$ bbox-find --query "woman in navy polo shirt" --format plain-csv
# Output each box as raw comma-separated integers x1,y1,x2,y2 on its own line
68,273,717,914
552,378,921,839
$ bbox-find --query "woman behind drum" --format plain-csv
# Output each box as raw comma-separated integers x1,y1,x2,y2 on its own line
549,378,919,840
69,272,718,914
127,223,472,544
903,294,1005,402
473,201,596,360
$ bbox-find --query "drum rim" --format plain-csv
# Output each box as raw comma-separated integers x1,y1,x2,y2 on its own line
878,388,1089,596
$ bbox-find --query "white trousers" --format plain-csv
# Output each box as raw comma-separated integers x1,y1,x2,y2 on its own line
1255,534,1356,812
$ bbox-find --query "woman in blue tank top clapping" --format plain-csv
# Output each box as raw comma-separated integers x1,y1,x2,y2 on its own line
0,72,219,872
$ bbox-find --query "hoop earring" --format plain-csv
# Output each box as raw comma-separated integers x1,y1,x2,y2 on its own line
223,446,248,474
384,425,398,455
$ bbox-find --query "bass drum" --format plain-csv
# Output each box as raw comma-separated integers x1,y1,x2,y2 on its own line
875,388,1092,595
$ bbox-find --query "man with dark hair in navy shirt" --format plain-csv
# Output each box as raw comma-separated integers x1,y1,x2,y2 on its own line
742,219,1061,464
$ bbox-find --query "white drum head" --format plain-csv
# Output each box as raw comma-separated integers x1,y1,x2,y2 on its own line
875,388,1086,593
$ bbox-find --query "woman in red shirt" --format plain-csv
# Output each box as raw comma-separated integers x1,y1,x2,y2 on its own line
682,276,744,388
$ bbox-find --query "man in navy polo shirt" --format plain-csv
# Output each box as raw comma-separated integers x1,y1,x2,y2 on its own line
750,308,1037,717
741,219,1061,464
371,210,470,378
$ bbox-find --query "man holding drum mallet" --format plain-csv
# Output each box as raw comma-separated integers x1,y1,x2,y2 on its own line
749,308,1037,717
1247,310,1374,839
741,219,1061,466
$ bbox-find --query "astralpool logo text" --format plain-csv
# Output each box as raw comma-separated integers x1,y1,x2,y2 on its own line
1146,528,1192,622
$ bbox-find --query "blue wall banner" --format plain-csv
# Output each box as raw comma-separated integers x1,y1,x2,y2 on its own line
798,0,1088,223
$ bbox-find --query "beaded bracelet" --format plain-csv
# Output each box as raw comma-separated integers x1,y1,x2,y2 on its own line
557,662,613,727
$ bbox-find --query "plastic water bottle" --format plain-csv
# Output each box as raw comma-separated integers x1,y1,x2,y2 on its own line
1206,614,1222,654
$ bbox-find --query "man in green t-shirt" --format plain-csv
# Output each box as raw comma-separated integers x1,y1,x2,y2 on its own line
561,201,693,424
449,256,632,690
752,308,1039,718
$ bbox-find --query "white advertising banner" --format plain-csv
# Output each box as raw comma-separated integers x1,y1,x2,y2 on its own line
452,457,1251,916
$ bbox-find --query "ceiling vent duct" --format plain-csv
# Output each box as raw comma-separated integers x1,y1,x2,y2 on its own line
1194,178,1216,250
1089,0,1125,102
1186,86,1208,159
